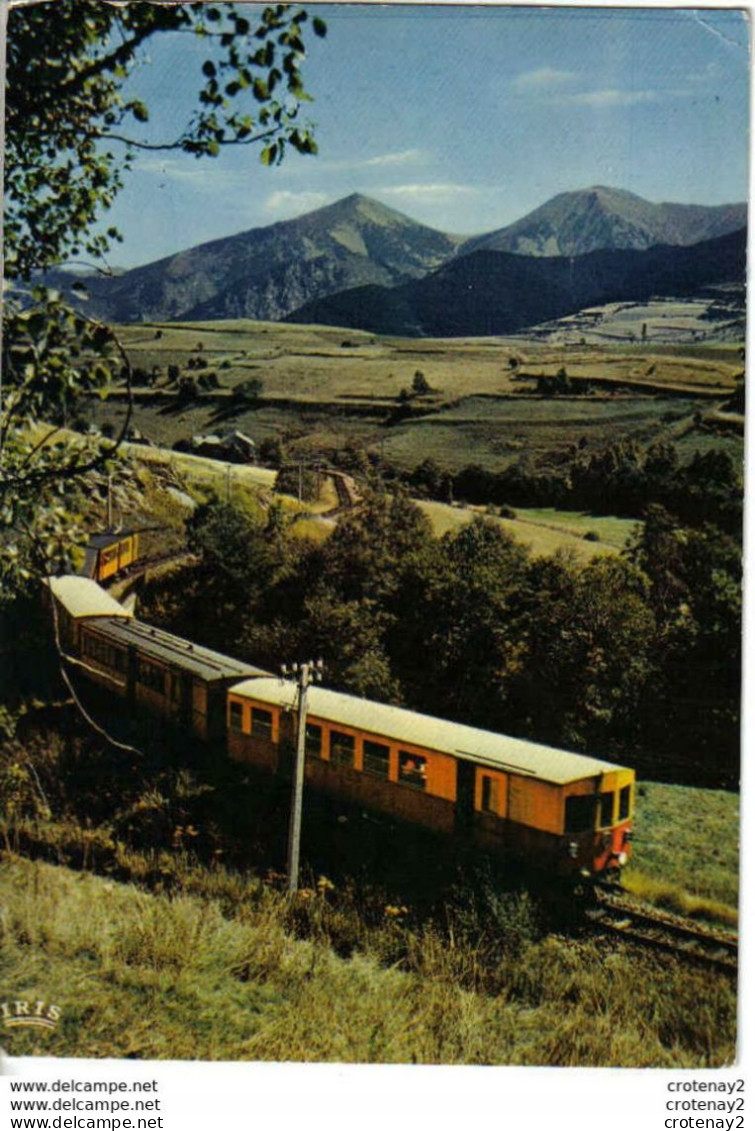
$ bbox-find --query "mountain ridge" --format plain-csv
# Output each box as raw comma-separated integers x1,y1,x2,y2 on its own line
51,186,747,328
74,193,464,324
461,186,747,258
286,227,747,338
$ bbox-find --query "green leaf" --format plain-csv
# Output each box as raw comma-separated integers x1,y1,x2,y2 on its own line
313,17,327,37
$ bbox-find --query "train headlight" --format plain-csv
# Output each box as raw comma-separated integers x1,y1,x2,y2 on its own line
617,852,628,867
567,840,579,858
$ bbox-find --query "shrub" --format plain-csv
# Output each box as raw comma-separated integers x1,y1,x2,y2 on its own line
233,377,264,401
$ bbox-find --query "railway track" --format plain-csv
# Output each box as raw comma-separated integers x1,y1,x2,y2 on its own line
586,889,738,973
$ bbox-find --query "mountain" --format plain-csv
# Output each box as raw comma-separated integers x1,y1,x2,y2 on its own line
286,227,747,338
73,194,463,323
460,186,747,258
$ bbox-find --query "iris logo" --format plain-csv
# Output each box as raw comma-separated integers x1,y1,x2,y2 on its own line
1,1000,62,1032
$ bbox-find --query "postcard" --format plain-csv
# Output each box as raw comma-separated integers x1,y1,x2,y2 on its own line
1,1,750,1123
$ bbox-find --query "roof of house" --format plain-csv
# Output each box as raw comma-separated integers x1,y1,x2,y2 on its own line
85,617,270,684
46,576,134,620
228,678,628,785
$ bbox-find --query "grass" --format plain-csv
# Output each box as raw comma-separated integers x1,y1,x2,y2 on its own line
87,321,741,488
118,322,742,403
0,854,737,1065
626,781,739,913
416,500,627,560
0,713,739,1066
0,710,741,1063
379,396,701,472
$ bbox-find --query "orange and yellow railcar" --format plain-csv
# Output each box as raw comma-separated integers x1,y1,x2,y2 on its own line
227,679,635,880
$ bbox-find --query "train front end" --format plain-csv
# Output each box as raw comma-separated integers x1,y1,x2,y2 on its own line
561,769,635,883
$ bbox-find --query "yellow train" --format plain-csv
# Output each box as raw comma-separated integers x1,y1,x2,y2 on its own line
228,678,634,881
48,576,635,883
81,531,141,583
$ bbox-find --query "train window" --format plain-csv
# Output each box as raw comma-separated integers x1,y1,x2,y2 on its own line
229,701,244,732
564,795,595,833
305,724,322,758
251,708,273,741
138,659,167,696
619,785,631,821
363,740,389,779
330,730,355,769
599,792,614,828
481,775,499,813
399,751,427,790
82,635,126,673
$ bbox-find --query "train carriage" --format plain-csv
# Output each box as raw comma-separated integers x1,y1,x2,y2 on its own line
46,576,636,883
76,617,268,741
45,575,134,653
47,578,267,743
81,531,141,583
227,679,635,879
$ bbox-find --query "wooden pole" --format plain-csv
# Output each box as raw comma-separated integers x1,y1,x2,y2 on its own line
285,659,323,894
286,662,309,895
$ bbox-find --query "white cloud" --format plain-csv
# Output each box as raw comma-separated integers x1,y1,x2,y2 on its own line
512,67,577,91
264,190,330,216
363,149,427,168
379,183,479,202
558,89,659,108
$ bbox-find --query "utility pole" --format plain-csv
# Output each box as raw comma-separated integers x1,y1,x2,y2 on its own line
106,473,113,530
281,658,324,894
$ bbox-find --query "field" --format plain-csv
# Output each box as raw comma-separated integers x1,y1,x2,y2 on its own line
0,776,739,1065
88,320,743,480
116,320,743,399
416,500,636,560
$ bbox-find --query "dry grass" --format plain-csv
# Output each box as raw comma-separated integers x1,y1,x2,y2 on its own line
0,855,737,1066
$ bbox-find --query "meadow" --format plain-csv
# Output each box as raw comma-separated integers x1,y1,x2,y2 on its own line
0,771,739,1066
89,321,742,482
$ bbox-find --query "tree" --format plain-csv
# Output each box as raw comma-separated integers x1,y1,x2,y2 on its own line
510,555,656,755
1,2,325,717
2,4,324,577
412,370,430,396
391,517,531,727
4,1,325,279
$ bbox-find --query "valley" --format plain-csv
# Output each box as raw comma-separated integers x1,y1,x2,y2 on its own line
91,318,743,482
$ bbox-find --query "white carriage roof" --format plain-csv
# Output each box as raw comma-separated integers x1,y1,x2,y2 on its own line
229,678,627,785
46,576,134,620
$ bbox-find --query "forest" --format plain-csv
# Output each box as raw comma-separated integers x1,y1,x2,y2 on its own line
137,458,741,790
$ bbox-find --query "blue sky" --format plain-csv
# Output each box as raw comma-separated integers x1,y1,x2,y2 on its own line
98,4,751,268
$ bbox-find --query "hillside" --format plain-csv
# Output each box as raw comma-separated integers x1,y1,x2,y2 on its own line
43,188,747,331
461,186,747,258
63,194,463,324
287,227,747,337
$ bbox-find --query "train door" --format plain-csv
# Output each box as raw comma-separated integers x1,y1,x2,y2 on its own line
455,760,476,832
180,675,193,729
